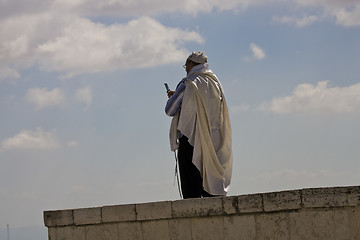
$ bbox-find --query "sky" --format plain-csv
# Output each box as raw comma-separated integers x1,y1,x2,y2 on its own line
1,0,360,239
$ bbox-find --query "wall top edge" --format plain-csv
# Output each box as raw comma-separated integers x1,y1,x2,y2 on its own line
44,185,360,227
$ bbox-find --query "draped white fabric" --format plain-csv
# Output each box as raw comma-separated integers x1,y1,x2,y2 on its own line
169,64,233,195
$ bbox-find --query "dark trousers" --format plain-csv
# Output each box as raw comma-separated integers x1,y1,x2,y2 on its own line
178,136,214,199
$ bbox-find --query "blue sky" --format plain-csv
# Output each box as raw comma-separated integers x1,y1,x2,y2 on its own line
1,0,360,239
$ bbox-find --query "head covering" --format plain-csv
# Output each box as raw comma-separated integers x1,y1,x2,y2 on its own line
187,51,208,64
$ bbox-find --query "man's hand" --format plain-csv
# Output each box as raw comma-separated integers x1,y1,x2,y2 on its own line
167,91,175,98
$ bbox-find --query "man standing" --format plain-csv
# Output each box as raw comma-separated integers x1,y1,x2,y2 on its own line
165,51,233,199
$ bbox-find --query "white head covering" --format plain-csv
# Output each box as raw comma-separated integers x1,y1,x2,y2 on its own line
187,51,208,64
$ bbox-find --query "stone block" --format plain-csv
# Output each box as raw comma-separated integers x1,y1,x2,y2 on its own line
346,186,360,206
172,197,223,218
289,209,342,240
85,224,118,240
263,190,301,212
191,217,224,240
55,226,86,240
302,187,348,208
168,218,192,240
74,207,101,225
348,207,360,240
256,212,289,240
48,227,56,240
333,209,351,240
141,220,170,240
102,204,136,223
224,215,256,240
136,201,172,221
223,194,262,215
44,210,73,227
118,222,143,240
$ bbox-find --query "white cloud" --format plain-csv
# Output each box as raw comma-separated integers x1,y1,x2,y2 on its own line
1,127,60,151
251,43,266,60
272,15,318,27
259,81,360,114
26,88,65,110
0,1,205,80
36,16,204,78
243,43,266,61
1,0,359,81
274,1,360,27
75,86,92,109
332,6,360,27
48,0,268,17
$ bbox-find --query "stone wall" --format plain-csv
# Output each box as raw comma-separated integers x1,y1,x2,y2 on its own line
44,186,360,240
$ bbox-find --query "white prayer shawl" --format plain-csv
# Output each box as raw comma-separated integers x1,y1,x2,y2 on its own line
169,64,233,196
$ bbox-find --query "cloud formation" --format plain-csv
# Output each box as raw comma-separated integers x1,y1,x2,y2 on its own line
259,81,360,114
243,43,266,62
26,88,65,110
36,16,204,78
250,43,266,60
273,15,318,28
1,0,359,81
1,128,60,151
274,0,360,27
0,1,205,80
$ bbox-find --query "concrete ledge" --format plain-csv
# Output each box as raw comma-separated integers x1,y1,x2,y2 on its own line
263,190,301,212
136,201,172,220
302,186,360,208
44,185,360,228
102,204,136,223
223,193,263,214
44,209,74,227
74,207,101,226
172,197,223,218
44,186,360,240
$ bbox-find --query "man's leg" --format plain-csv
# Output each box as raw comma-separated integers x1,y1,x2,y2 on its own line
201,190,216,198
177,136,203,199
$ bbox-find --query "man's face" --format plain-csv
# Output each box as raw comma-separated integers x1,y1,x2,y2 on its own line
185,60,194,73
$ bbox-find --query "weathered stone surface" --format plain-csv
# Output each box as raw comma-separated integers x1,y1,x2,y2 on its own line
256,212,289,240
118,222,143,240
172,197,223,218
102,204,136,223
168,218,192,240
136,201,171,221
141,220,170,240
85,224,118,240
48,227,56,240
347,186,360,206
54,226,86,240
44,185,360,240
348,207,360,240
333,209,351,240
264,190,301,212
44,210,73,227
191,217,224,240
302,187,348,208
223,194,263,215
289,209,338,240
223,196,240,215
224,215,256,240
74,207,101,225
